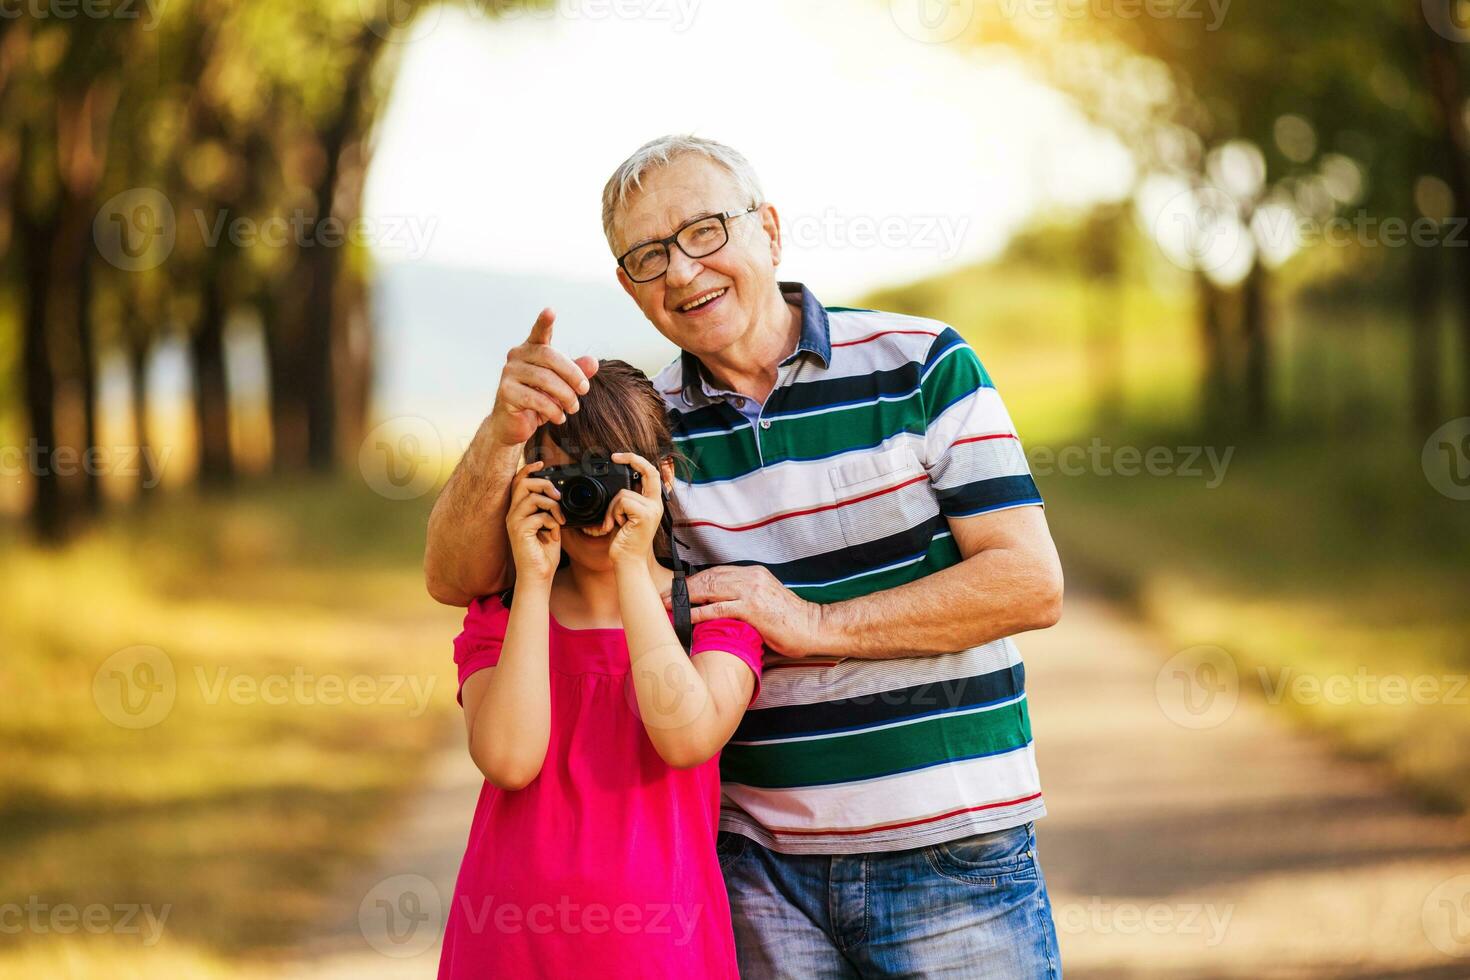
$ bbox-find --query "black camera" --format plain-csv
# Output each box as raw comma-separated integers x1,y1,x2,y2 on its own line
540,455,642,527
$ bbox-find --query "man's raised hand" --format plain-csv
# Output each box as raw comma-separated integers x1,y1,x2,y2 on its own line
488,309,600,447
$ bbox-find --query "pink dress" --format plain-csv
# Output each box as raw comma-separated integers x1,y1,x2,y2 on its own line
438,593,764,980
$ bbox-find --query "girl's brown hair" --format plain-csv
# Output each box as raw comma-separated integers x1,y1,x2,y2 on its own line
529,359,679,555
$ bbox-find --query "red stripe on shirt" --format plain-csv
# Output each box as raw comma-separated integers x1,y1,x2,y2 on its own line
831,328,940,349
764,792,1045,838
951,433,1017,449
676,474,930,533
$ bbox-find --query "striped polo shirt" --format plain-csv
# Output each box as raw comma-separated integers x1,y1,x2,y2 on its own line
655,281,1047,855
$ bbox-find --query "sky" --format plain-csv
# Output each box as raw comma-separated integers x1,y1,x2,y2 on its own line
361,0,1134,298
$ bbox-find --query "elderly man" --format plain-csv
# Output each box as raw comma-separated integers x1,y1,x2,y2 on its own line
426,135,1064,978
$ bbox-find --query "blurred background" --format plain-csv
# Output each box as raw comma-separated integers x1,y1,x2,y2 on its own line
3,0,1469,976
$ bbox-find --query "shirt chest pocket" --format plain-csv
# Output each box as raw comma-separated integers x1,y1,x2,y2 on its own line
826,446,936,550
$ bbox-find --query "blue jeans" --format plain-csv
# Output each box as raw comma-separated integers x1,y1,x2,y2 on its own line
718,822,1061,979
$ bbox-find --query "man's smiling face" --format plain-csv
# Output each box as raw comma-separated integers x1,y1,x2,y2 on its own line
611,153,783,361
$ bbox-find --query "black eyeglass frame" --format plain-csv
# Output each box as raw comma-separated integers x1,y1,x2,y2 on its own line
616,205,762,283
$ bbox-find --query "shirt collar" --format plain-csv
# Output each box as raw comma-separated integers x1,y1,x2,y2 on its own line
680,281,830,407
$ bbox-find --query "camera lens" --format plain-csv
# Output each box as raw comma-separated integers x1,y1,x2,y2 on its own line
562,476,605,521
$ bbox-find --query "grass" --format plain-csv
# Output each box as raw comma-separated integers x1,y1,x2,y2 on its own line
0,478,465,977
866,258,1470,812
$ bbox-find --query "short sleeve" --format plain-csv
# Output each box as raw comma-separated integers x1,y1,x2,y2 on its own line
690,617,765,707
453,593,512,705
919,327,1043,518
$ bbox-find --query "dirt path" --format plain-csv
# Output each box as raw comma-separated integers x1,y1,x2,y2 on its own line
286,596,1470,978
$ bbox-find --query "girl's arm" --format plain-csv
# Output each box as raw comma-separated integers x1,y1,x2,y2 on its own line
462,585,552,790
617,563,756,768
607,452,757,769
460,461,565,790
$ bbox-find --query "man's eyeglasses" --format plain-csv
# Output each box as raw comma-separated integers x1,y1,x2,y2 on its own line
617,205,762,283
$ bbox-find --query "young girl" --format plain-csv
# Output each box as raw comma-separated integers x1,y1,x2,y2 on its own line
438,361,764,980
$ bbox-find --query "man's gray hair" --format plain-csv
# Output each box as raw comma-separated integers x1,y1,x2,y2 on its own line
600,135,764,252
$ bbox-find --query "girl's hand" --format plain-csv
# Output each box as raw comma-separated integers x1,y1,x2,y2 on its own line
506,461,564,587
606,452,663,569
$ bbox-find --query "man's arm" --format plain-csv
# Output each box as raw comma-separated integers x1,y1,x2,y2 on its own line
424,429,526,606
672,504,1063,659
814,504,1061,658
424,309,596,607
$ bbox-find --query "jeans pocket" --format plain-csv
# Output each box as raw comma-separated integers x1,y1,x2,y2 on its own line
923,823,1038,885
716,831,748,872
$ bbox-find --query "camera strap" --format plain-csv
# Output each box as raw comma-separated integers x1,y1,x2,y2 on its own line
662,503,694,653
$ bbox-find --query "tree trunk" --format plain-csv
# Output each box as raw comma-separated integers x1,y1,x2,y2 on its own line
18,207,65,542
264,284,312,472
1240,259,1270,433
129,333,158,497
1196,271,1231,433
74,242,102,512
299,26,383,472
1420,10,1470,416
1083,206,1124,428
191,268,234,486
1410,247,1442,434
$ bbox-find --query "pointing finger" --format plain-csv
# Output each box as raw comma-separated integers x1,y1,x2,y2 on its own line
527,308,555,346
